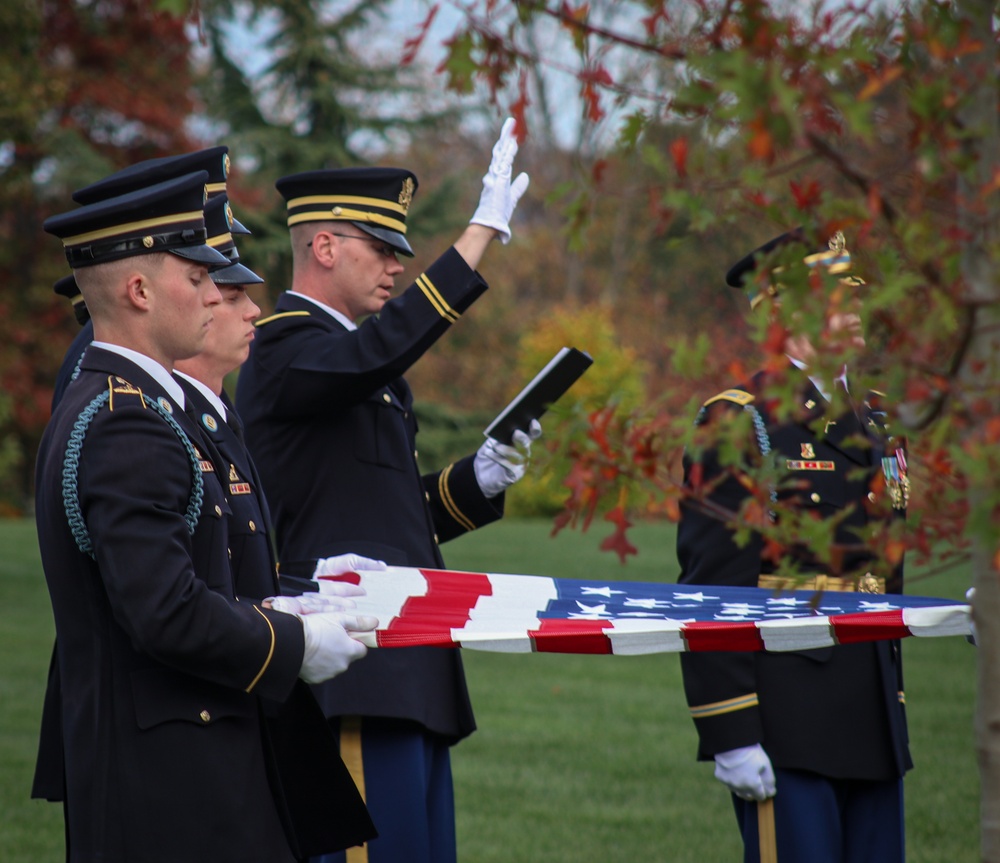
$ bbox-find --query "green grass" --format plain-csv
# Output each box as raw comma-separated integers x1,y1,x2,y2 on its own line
0,518,978,861
443,519,979,863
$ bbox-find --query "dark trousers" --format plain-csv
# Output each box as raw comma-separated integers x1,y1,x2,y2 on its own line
311,717,456,863
732,767,904,863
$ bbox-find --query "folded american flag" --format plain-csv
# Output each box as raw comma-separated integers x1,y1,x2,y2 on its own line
320,566,971,655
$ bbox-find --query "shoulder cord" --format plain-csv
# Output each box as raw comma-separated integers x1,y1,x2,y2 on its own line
68,351,85,384
62,392,204,558
744,403,778,521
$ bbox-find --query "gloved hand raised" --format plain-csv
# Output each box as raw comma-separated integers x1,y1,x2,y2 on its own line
714,744,776,801
474,419,542,499
297,612,378,684
469,117,530,244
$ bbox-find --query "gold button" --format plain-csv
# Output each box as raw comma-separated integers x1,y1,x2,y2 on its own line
425,492,431,502
227,548,232,559
214,505,222,516
433,533,439,544
332,206,343,216
199,710,211,723
413,450,419,459
382,393,391,403
868,491,877,503
249,520,256,532
810,492,821,503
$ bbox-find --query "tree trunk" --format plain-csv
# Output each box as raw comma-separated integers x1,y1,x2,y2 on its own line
957,1,1000,859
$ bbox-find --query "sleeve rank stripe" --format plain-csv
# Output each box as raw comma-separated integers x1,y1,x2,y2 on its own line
689,692,760,719
437,464,477,532
416,274,459,323
256,310,311,327
245,605,277,693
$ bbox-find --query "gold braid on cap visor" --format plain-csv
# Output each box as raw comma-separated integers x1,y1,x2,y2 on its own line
749,231,864,310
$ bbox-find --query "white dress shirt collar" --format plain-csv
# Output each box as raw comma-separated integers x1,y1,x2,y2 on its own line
173,371,227,421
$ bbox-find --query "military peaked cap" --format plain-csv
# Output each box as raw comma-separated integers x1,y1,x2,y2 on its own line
53,274,90,325
205,194,263,285
726,227,858,308
275,167,418,256
44,171,230,269
72,145,250,235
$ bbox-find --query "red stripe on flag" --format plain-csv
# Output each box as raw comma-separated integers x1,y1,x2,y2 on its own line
376,630,457,648
530,619,613,654
831,610,908,644
682,621,765,652
386,568,493,641
315,571,361,585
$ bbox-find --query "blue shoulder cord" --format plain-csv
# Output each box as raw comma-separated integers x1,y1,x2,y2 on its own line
694,400,777,520
62,392,204,558
744,403,778,519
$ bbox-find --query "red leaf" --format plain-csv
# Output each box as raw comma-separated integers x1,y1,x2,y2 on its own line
669,137,688,178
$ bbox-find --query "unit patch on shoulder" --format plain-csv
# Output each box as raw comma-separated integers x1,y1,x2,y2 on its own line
107,376,144,411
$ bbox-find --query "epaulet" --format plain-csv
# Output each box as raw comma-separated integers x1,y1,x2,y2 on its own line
701,388,755,409
256,310,311,327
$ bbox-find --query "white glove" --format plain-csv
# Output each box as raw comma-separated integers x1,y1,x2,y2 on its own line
312,553,387,578
469,117,530,244
475,419,542,498
267,593,359,615
298,611,378,684
967,587,977,646
714,744,776,801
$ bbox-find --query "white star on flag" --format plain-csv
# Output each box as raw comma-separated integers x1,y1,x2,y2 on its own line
624,597,673,609
580,586,625,597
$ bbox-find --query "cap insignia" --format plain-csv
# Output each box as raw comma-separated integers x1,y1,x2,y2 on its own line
222,153,230,179
399,177,415,212
828,230,846,254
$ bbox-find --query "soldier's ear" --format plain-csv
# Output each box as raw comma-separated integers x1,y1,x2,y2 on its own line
123,269,152,311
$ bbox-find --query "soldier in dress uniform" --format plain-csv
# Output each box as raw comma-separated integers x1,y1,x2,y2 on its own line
36,170,378,861
50,146,247,410
676,229,911,863
234,118,539,863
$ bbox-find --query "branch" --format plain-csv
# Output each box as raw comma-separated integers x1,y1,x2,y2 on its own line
515,0,688,61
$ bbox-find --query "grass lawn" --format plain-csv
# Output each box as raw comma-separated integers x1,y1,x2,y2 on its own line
1,517,978,861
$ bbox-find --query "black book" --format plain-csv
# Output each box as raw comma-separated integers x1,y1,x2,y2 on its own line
484,347,593,444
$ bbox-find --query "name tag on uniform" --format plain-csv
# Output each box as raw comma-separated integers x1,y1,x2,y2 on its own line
786,459,835,471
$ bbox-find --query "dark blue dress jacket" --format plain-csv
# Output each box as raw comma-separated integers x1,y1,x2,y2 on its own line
677,367,912,782
235,247,503,741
